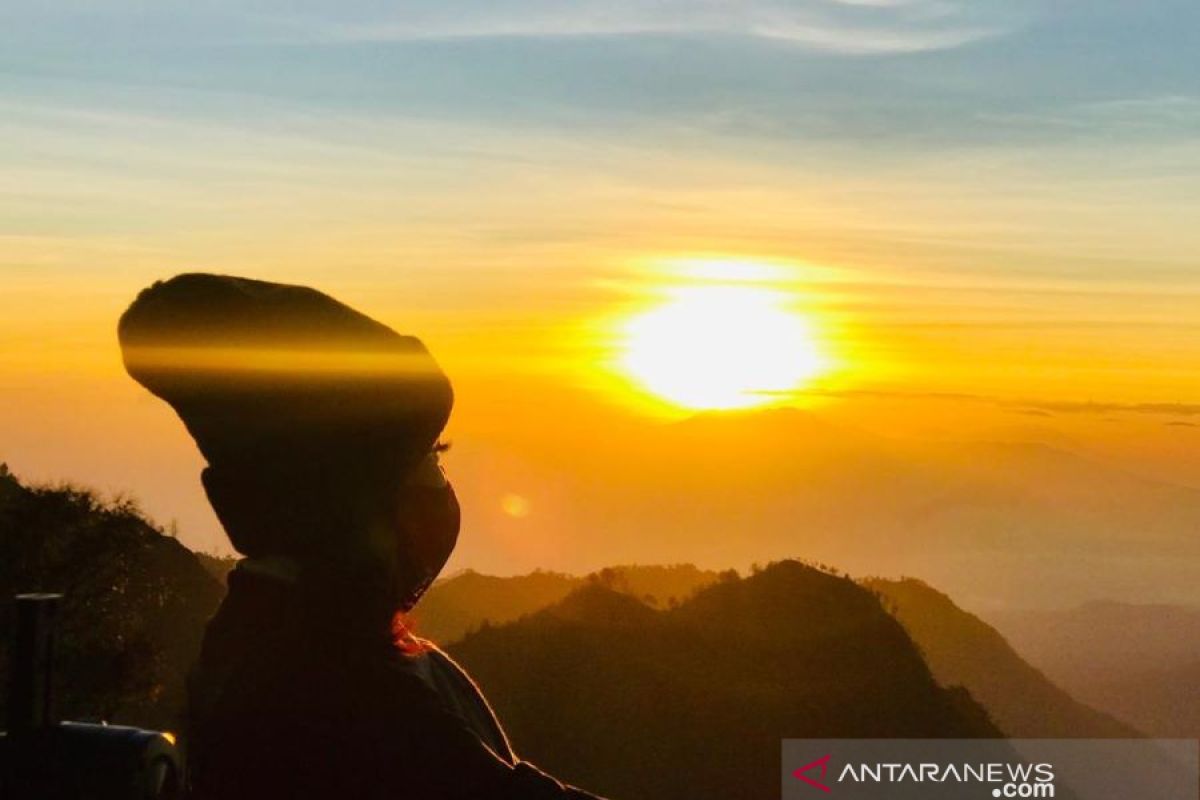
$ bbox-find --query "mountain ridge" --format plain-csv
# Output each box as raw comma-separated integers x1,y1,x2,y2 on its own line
866,577,1139,738
448,560,1002,800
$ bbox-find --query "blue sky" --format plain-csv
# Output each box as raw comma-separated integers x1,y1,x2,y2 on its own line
5,1,1196,144
3,2,1196,257
3,1,1196,307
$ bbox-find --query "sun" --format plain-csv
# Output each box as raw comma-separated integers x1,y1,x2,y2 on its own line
617,284,828,411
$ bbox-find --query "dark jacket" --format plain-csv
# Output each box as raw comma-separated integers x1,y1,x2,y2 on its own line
187,566,603,799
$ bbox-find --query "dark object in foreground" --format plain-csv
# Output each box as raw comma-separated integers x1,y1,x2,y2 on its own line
121,274,604,799
1,594,182,800
189,566,604,799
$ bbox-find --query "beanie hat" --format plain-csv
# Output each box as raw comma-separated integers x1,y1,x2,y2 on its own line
118,273,453,556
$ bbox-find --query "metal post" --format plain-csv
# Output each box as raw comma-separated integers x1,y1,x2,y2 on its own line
7,593,62,734
5,593,63,800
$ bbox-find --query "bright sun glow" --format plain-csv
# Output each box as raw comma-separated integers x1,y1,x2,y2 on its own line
618,284,828,411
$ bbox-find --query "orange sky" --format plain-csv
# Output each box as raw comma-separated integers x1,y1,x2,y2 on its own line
4,254,1200,569
3,1,1199,606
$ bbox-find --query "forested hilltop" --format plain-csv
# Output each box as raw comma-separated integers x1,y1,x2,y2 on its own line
0,464,222,732
449,561,999,799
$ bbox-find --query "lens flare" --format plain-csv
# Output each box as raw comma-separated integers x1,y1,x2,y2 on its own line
501,493,531,518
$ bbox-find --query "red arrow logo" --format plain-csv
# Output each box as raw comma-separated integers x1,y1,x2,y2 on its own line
793,754,832,792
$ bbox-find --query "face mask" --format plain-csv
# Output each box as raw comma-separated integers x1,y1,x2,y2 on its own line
392,452,460,611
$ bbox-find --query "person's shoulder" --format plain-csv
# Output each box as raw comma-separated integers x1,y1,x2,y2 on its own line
411,636,445,656
413,639,468,675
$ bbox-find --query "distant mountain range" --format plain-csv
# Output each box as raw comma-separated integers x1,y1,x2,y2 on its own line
411,564,722,643
985,601,1200,738
865,578,1138,738
1087,661,1200,739
446,407,1200,608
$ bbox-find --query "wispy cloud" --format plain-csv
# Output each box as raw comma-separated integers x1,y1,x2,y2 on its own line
749,19,996,54
785,388,1200,419
263,0,1019,55
1019,400,1200,418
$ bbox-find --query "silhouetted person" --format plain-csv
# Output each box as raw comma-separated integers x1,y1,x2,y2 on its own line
119,274,604,799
